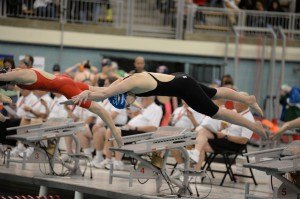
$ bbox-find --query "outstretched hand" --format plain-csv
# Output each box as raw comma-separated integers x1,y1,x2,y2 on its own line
72,90,92,105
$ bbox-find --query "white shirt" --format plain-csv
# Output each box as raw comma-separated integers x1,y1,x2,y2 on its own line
224,108,254,139
96,99,127,125
128,102,163,127
48,95,68,119
73,106,95,121
40,93,53,109
171,106,205,130
16,92,39,118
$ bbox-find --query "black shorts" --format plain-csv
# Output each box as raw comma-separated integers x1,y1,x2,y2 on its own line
208,135,245,154
121,129,145,137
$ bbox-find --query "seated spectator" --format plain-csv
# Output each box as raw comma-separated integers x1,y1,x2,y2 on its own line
96,96,163,170
9,89,49,157
32,90,53,120
171,100,205,130
47,93,68,119
188,93,255,171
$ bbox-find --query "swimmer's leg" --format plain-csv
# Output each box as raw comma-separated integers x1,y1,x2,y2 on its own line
88,101,123,147
213,87,263,116
272,117,300,140
212,108,267,139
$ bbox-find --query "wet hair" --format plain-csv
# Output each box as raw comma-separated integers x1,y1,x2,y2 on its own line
3,57,15,69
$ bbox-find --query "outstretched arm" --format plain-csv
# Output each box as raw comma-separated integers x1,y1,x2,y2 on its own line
0,70,31,83
72,77,137,105
89,77,136,100
272,117,300,140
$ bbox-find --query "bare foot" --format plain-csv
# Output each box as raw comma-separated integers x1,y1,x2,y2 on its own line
254,121,268,139
271,123,289,141
248,95,264,116
0,93,12,104
0,113,6,122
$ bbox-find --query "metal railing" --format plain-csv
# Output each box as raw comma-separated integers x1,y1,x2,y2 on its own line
0,0,124,27
187,6,300,39
2,0,60,20
66,0,123,27
0,0,300,40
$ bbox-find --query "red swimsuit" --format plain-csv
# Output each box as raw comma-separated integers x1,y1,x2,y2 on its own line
17,69,92,108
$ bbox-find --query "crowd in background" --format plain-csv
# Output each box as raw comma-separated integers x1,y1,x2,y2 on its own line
5,0,113,22
0,55,299,178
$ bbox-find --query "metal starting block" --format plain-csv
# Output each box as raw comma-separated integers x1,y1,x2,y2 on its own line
5,118,85,175
109,126,206,196
243,141,300,199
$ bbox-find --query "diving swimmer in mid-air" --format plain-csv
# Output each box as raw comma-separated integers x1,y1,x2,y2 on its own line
0,67,123,147
71,72,267,139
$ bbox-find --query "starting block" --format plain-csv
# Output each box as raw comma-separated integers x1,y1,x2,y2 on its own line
109,126,206,196
244,141,300,199
5,118,85,175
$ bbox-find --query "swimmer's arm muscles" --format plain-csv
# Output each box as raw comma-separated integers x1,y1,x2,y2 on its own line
0,70,25,82
89,78,122,92
89,78,136,100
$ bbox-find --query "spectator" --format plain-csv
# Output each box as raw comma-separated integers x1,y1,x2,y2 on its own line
65,60,98,79
280,84,300,122
8,89,41,157
268,0,284,12
255,1,265,11
3,57,16,70
73,60,95,85
52,64,61,75
194,0,206,25
221,74,234,88
47,93,68,119
18,90,53,157
129,56,146,74
111,61,127,78
99,96,163,170
93,58,114,87
188,93,255,171
34,0,58,18
171,100,205,130
32,90,53,120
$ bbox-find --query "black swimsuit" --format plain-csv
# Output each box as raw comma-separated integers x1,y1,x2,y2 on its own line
135,73,219,117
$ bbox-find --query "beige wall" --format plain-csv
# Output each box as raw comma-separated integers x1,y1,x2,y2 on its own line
1,25,299,61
